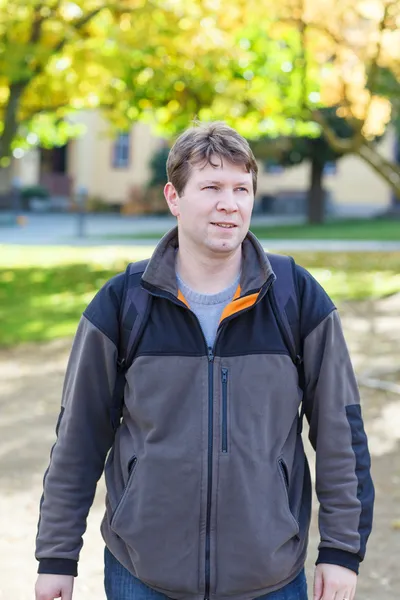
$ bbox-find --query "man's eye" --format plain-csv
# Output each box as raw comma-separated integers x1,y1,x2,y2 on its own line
204,186,218,190
236,187,248,192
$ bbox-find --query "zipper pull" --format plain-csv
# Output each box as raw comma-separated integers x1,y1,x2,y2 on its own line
221,368,228,383
208,347,214,362
117,357,126,372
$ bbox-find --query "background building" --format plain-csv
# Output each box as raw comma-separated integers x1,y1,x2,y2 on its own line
11,111,398,216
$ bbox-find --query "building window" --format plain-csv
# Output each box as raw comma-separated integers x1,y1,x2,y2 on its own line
323,161,337,175
112,132,131,168
263,160,284,174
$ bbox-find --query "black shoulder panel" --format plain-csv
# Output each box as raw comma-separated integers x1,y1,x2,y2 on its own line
83,272,125,347
295,264,336,340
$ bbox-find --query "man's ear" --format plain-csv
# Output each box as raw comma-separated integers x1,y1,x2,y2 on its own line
164,182,180,217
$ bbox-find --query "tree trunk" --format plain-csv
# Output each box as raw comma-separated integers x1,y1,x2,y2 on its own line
307,157,325,224
0,82,27,161
0,165,13,193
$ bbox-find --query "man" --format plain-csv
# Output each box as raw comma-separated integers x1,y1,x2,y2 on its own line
35,122,374,600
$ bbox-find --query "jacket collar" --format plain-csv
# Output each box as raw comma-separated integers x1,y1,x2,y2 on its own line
141,226,275,298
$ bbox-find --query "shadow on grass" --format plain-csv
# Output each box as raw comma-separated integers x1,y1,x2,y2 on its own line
0,262,127,346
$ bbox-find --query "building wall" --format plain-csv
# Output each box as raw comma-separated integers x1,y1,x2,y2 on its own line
67,111,98,197
67,113,162,203
12,149,40,188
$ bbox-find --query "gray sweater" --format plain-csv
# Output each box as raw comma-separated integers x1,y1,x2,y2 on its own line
176,272,240,348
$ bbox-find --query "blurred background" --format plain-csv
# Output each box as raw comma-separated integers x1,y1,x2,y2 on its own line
0,0,399,598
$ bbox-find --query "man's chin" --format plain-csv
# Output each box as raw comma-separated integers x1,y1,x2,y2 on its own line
205,239,242,255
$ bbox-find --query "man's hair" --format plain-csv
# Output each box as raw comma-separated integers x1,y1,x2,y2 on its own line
166,121,258,196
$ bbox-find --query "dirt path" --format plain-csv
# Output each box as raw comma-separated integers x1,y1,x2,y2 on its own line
0,297,399,600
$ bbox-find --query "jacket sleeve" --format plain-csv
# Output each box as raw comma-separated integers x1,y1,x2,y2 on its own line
297,265,374,574
35,274,124,576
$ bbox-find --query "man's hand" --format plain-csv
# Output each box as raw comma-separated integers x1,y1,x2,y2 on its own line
313,564,357,600
35,574,74,600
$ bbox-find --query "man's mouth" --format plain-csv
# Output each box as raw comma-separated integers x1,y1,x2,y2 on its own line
211,222,237,229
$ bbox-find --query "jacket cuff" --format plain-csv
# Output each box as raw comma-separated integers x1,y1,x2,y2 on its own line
316,548,360,575
38,558,78,577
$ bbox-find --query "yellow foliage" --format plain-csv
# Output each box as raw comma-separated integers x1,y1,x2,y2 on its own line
0,0,399,172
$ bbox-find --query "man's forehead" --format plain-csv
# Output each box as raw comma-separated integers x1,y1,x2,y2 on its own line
190,159,251,179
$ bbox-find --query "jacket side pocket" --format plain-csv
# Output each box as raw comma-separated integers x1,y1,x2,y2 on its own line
278,457,300,539
110,456,137,530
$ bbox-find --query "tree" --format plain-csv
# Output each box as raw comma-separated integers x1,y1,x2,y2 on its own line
0,0,227,164
114,0,400,221
147,1,400,210
0,0,123,164
274,0,400,200
1,0,399,221
252,108,358,223
204,0,400,220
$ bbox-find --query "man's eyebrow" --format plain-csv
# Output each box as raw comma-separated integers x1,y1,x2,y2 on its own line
199,180,251,186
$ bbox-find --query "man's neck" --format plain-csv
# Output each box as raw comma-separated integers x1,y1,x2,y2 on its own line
176,245,242,295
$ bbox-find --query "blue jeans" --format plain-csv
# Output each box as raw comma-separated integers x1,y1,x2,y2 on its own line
104,547,308,600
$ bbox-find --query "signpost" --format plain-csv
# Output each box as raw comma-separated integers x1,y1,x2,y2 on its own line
76,185,88,238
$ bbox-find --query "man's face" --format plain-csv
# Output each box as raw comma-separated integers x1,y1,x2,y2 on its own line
164,159,254,257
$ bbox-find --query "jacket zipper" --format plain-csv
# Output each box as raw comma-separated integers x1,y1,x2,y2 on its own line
221,368,228,453
204,346,214,600
142,284,215,599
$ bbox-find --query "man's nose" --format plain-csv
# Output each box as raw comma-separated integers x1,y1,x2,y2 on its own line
217,190,238,211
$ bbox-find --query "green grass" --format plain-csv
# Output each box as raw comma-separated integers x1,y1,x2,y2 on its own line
0,245,152,346
102,219,400,241
251,218,400,240
1,244,400,346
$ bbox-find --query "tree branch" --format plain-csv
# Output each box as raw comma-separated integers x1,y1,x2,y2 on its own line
19,100,117,123
30,10,46,45
357,141,400,198
311,109,355,153
30,3,118,78
50,6,107,55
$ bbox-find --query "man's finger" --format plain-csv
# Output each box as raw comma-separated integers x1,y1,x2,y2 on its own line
313,568,323,600
332,589,348,600
62,585,73,600
335,589,352,600
320,583,336,600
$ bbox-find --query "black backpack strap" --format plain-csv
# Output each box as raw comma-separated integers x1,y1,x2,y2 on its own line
110,260,152,431
266,253,306,433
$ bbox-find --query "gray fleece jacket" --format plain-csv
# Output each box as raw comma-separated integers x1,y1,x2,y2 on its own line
36,229,374,600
